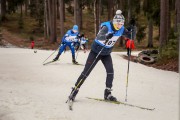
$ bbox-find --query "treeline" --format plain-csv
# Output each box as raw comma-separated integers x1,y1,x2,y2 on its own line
0,0,180,52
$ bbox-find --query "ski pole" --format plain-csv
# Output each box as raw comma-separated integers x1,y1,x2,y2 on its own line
75,38,82,61
66,40,109,103
125,29,133,102
42,47,59,64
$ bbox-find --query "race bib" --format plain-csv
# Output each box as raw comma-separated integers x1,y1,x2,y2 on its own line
96,36,119,48
65,36,77,42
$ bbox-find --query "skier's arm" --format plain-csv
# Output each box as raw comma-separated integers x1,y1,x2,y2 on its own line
96,26,113,41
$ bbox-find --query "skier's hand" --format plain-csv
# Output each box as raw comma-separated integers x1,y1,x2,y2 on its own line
105,33,113,39
60,41,66,47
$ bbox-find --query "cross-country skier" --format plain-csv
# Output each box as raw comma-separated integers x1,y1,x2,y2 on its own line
68,10,135,102
53,25,80,64
74,33,88,53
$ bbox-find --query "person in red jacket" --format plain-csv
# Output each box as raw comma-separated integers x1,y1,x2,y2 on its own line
31,40,35,49
126,38,135,56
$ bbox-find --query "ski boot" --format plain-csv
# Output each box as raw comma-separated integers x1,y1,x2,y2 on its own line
53,54,60,61
72,59,78,64
104,88,117,101
69,87,79,101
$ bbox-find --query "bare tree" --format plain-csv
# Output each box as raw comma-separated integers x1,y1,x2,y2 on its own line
127,0,131,23
1,0,6,21
147,18,153,47
107,0,114,20
59,0,64,39
44,0,49,38
94,0,101,36
47,0,57,43
74,0,80,30
175,0,180,72
160,0,168,49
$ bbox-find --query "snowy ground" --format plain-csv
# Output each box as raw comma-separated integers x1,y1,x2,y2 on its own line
0,47,179,120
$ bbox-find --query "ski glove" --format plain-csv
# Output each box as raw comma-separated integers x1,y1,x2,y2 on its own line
105,33,114,39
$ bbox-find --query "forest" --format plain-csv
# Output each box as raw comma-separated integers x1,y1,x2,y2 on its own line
0,0,179,71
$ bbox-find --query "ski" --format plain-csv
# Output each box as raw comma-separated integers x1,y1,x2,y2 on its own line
73,63,84,66
43,60,58,65
86,97,155,111
66,63,84,66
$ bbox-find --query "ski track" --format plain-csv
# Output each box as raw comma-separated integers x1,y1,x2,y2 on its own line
0,48,179,120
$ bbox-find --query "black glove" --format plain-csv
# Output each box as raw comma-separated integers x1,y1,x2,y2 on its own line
61,40,65,45
106,33,113,39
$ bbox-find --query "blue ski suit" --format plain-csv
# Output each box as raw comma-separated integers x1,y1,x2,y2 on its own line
58,30,79,56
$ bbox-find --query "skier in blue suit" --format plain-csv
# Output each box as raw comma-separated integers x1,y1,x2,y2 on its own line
68,10,135,102
53,25,80,64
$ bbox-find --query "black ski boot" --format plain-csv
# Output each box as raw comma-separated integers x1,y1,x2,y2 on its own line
53,54,60,61
72,55,78,64
69,87,79,101
72,59,78,64
104,88,117,101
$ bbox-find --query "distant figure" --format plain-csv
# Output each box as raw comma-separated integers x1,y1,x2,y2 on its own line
74,33,88,53
31,40,35,49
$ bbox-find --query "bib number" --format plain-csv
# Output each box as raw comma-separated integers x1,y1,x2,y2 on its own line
105,40,116,46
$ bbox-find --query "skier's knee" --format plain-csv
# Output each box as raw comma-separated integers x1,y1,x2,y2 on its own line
107,72,114,79
81,73,88,79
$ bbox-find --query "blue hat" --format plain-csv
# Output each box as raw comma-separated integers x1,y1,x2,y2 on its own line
73,25,78,31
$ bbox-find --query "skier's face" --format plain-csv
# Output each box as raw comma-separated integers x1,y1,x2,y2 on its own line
113,22,124,30
116,22,124,29
73,29,78,33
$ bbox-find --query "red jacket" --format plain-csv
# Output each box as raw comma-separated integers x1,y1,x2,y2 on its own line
31,41,35,49
126,39,135,49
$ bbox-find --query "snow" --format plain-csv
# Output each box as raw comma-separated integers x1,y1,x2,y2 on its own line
0,47,179,120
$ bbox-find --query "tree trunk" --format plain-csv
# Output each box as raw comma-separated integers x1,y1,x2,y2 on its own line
175,0,180,72
159,0,168,49
166,0,170,42
59,0,64,40
94,0,101,36
53,0,57,43
44,0,48,38
74,0,80,30
127,0,131,23
45,0,48,37
48,0,57,43
25,0,28,16
63,1,65,22
147,19,153,47
1,0,6,21
79,1,83,30
107,0,114,20
57,0,60,19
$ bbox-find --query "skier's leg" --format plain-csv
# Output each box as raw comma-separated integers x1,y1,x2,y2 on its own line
69,43,78,64
53,44,66,61
70,51,101,100
101,55,117,101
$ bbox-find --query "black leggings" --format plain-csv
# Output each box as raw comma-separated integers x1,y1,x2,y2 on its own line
75,50,114,89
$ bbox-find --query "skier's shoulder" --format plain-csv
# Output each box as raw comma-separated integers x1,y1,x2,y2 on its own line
66,30,72,34
101,21,111,27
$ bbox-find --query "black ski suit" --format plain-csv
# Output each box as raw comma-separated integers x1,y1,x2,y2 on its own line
74,21,125,89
